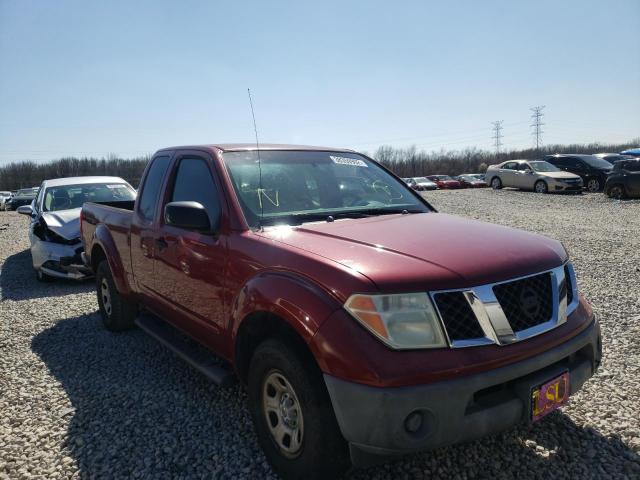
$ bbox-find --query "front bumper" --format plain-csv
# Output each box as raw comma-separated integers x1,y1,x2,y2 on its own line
31,238,92,280
324,315,601,466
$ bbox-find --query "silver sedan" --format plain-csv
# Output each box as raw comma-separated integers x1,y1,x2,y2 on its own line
485,159,583,194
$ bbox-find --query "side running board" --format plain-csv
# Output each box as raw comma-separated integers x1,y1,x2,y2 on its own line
135,312,236,388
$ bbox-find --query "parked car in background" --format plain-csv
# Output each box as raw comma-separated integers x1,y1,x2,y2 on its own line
426,175,462,189
604,159,640,199
620,148,640,156
486,159,583,194
81,144,600,479
544,154,612,192
593,153,633,165
0,191,12,210
6,187,39,210
459,173,485,181
407,176,438,191
17,176,136,281
456,175,488,188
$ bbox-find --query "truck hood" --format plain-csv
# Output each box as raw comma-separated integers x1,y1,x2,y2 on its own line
41,208,81,240
259,213,567,292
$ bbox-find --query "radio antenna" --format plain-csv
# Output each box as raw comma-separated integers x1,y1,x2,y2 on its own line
247,88,264,229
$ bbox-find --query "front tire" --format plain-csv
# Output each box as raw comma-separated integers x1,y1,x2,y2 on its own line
607,184,625,199
490,177,502,189
96,260,137,331
534,180,548,194
586,178,601,192
248,338,350,480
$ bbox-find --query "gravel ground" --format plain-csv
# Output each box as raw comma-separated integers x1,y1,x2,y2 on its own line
1,189,639,479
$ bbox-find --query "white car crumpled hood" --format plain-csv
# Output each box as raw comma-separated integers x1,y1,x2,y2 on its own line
41,208,81,240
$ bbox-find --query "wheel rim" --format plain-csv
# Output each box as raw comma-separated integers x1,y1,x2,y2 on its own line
535,182,546,193
101,278,112,316
491,178,500,188
610,186,623,199
262,370,304,458
587,179,599,192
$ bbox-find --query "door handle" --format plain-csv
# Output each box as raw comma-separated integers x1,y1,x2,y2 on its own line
155,237,169,250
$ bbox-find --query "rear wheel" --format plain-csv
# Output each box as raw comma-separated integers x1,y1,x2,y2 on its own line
534,180,548,194
248,338,350,480
607,184,625,199
490,177,502,189
586,178,601,192
96,260,137,331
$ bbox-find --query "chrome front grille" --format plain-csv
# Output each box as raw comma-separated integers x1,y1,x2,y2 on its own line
431,263,579,348
433,291,485,340
492,272,553,331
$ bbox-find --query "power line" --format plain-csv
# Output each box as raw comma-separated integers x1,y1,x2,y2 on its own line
492,120,504,154
530,105,545,151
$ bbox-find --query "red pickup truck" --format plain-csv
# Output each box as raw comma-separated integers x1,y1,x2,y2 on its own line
81,144,601,479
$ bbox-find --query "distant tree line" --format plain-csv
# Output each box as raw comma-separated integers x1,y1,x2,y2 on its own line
0,139,637,190
0,155,150,190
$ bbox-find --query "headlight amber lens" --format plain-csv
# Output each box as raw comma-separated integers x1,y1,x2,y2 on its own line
344,293,447,349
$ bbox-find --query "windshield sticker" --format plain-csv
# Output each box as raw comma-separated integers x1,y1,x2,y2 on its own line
330,155,367,167
106,184,124,189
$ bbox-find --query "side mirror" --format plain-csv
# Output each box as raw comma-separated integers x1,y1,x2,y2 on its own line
17,205,34,216
164,201,213,232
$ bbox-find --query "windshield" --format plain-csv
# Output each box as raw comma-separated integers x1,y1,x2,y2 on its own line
414,177,431,183
17,188,38,196
580,155,613,169
43,183,136,212
431,175,452,180
529,161,561,172
224,151,429,227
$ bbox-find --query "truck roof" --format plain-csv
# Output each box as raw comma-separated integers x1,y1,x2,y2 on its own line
156,143,356,154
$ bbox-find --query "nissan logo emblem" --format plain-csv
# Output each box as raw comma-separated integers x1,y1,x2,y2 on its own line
520,287,541,320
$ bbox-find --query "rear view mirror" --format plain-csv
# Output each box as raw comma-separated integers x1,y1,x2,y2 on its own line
164,201,212,232
16,205,34,216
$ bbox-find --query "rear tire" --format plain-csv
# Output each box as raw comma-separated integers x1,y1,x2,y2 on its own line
534,180,548,194
248,338,350,480
96,260,137,331
490,177,502,189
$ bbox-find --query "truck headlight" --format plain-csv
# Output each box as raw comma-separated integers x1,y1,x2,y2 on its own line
344,293,447,349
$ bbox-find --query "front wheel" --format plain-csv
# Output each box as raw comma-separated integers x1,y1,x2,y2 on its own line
586,178,601,192
490,177,502,189
96,260,137,331
534,180,548,194
607,184,625,199
248,338,350,480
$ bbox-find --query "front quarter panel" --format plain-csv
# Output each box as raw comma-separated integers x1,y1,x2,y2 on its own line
229,271,343,358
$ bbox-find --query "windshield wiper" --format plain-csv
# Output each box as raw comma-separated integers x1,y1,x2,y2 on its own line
262,208,424,226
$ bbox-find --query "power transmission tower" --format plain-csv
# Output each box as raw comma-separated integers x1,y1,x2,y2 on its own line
530,106,545,151
492,120,503,154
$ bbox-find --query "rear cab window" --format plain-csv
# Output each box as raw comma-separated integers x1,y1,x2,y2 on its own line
138,155,171,221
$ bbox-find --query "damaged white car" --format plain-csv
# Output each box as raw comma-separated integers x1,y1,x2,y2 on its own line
17,176,136,282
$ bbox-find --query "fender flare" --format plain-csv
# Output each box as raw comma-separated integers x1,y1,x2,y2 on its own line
230,271,342,365
91,224,133,296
